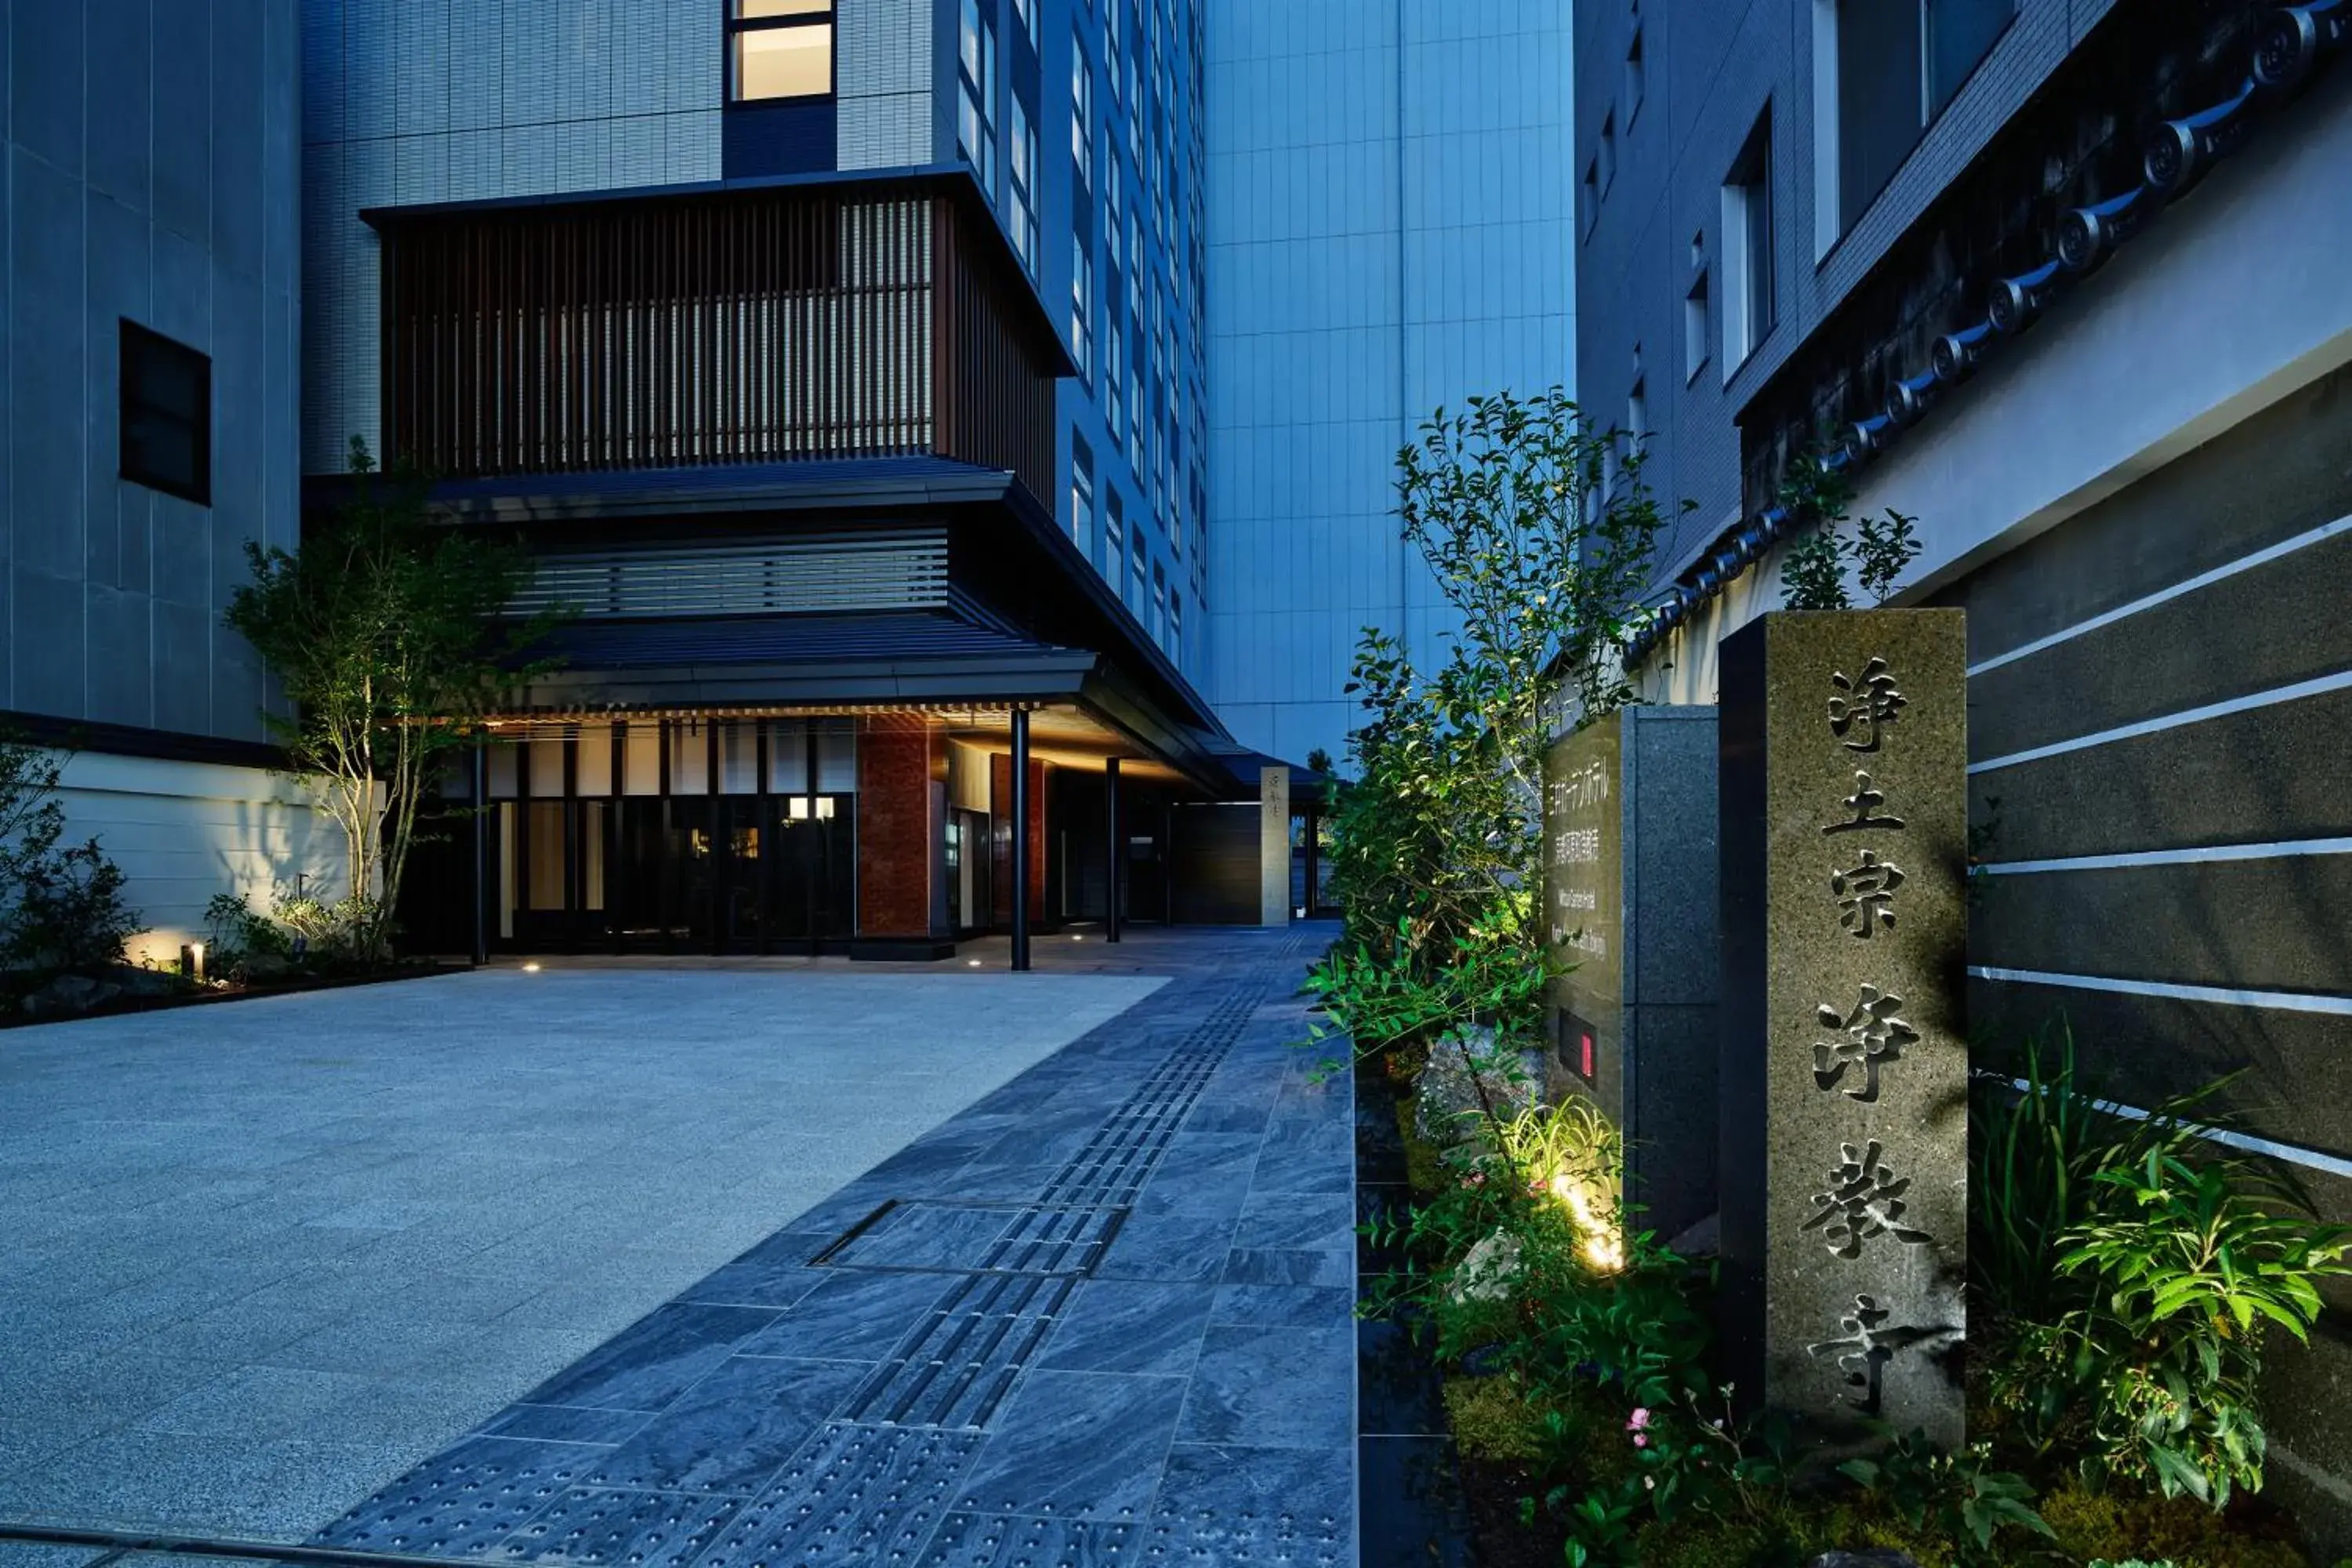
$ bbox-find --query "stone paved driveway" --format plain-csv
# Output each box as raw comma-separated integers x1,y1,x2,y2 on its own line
0,963,1161,1538
306,925,1357,1566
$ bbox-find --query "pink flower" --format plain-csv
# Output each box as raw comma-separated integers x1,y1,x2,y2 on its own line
1626,1408,1651,1432
1633,1433,1648,1448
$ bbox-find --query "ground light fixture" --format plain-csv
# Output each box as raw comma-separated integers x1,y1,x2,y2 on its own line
967,959,983,967
522,962,543,973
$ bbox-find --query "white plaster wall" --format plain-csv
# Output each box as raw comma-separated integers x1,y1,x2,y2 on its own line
1636,70,2352,692
50,751,347,965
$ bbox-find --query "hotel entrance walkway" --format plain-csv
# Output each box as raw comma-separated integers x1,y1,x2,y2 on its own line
0,925,1355,1567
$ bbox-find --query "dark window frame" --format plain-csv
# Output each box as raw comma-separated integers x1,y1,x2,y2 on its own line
726,0,837,104
119,319,212,506
1831,0,2015,238
1724,107,1775,374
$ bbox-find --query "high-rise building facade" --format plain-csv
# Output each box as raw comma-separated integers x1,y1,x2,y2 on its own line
1581,0,2352,1540
302,0,1205,680
299,0,1236,956
1202,0,1578,768
1,0,340,958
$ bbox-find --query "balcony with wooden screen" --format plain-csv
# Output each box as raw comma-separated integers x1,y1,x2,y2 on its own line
368,175,1062,511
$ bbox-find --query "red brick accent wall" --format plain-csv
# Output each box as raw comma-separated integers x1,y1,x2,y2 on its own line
989,753,1051,926
858,718,938,938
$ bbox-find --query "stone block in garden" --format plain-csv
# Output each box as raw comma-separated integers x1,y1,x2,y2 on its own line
1541,705,1721,1242
1414,1026,1544,1146
1718,609,1968,1449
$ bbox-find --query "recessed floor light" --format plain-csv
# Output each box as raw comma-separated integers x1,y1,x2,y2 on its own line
522,962,543,973
967,959,983,967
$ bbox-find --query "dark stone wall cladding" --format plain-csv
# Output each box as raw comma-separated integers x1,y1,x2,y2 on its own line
1942,364,2352,1548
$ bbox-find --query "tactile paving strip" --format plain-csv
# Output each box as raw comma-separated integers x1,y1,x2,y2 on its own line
1146,1491,1352,1566
322,1437,597,1556
922,1512,1134,1566
494,1486,743,1566
841,1272,1075,1431
1034,989,1258,1209
693,1422,982,1568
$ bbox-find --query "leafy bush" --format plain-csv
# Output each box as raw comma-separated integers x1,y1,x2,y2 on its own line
1974,1019,2352,1512
0,731,142,989
1312,390,1675,1073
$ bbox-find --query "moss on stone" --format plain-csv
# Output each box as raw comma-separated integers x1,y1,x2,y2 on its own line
1443,1375,1550,1465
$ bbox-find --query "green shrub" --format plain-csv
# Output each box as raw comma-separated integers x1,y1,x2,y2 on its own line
1974,1022,2352,1509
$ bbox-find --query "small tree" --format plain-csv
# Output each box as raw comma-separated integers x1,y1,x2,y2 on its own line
1316,390,1678,1065
225,441,557,960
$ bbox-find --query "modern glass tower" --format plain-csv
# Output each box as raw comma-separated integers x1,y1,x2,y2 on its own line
1200,0,1579,768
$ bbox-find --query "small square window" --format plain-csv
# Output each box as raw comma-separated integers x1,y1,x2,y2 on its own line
729,2,833,101
120,320,210,505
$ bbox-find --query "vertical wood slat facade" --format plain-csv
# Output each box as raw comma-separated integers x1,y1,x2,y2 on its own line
378,183,1061,512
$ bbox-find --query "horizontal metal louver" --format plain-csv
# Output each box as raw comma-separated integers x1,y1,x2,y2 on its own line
510,531,949,619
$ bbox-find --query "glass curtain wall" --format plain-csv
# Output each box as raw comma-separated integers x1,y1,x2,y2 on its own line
477,717,858,953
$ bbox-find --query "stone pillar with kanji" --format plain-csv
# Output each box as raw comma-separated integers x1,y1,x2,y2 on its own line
1717,609,1968,1448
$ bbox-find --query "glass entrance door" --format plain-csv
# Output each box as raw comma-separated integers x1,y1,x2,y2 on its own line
487,719,858,954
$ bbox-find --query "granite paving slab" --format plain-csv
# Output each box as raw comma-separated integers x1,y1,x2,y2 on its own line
301,924,1356,1567
0,962,1163,1540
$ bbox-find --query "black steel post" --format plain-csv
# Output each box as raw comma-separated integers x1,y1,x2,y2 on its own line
470,742,488,965
1011,710,1032,971
1105,756,1122,943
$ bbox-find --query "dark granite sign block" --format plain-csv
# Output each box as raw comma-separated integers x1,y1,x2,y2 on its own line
1718,611,1968,1446
1543,706,1721,1243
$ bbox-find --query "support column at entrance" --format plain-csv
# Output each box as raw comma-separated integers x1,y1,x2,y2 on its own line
471,742,488,966
1105,757,1123,943
1011,710,1032,971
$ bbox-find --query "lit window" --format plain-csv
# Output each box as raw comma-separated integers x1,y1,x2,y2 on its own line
729,1,833,102
1721,110,1773,372
120,321,211,505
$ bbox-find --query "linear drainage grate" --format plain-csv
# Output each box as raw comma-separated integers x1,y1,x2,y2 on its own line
812,1199,1124,1279
841,1271,1075,1430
